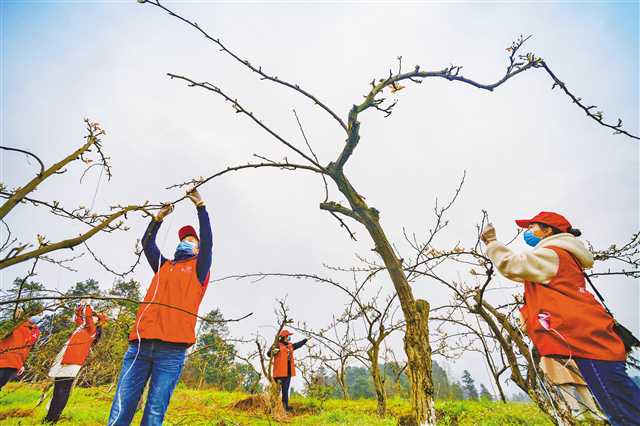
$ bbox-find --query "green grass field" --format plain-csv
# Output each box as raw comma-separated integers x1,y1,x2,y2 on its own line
0,383,555,425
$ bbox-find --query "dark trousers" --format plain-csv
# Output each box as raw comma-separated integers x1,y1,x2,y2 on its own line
0,368,17,390
575,358,640,426
276,376,291,409
43,377,74,423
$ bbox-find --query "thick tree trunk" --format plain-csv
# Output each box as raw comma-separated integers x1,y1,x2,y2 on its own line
328,168,436,425
258,341,285,418
402,299,436,426
369,346,387,417
358,216,435,424
268,380,284,416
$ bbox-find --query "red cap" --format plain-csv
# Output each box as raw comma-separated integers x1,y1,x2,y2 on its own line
178,225,198,241
515,211,572,232
279,329,293,337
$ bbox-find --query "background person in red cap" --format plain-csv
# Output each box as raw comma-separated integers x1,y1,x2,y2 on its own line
481,211,640,425
268,329,308,411
44,304,107,423
108,187,212,426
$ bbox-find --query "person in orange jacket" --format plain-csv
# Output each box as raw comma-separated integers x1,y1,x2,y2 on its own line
108,188,212,426
0,316,40,390
481,211,640,425
267,329,307,411
44,304,107,423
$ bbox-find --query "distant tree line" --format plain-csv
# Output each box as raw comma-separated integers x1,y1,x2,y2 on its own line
298,360,502,402
1,277,259,394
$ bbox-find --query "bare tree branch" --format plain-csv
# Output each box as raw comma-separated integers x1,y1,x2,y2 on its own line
0,146,45,176
143,0,347,132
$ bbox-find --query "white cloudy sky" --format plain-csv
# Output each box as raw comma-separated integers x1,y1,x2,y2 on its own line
1,1,638,394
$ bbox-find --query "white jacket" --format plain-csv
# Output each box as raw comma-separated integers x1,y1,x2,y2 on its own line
486,233,594,284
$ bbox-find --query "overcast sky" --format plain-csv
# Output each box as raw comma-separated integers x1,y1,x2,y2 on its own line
1,1,638,395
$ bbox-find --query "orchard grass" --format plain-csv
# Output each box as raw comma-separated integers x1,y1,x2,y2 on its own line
0,383,569,425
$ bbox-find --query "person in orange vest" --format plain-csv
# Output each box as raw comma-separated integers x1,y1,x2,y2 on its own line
481,211,640,425
0,315,40,390
268,329,308,411
108,188,212,426
43,304,107,423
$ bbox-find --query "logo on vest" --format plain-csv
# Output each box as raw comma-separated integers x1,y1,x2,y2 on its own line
180,265,193,273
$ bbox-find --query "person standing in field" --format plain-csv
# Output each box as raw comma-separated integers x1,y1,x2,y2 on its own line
107,188,212,426
0,315,40,391
268,329,308,412
481,211,640,425
43,304,107,423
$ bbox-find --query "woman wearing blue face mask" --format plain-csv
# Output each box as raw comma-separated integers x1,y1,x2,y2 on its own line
480,211,640,425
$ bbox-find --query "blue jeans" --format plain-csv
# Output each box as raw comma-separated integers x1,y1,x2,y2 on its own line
107,340,187,426
575,358,640,426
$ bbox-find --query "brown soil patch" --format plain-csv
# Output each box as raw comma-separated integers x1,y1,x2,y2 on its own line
232,394,269,412
232,394,298,421
0,408,34,420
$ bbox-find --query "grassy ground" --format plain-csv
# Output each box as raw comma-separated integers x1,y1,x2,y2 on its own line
0,383,555,425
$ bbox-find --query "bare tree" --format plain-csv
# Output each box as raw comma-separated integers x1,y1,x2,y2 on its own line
333,285,405,417
0,120,151,271
222,269,405,416
292,316,359,400
136,2,638,422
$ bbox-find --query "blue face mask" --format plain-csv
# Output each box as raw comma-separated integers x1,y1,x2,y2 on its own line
175,240,197,256
523,230,541,247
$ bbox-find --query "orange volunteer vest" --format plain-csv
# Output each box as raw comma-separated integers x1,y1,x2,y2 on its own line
129,257,209,345
61,306,99,365
520,246,625,361
273,342,296,378
0,321,40,370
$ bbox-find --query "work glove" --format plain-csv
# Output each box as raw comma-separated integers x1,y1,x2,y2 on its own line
270,346,280,357
186,187,205,207
155,203,174,222
480,223,497,245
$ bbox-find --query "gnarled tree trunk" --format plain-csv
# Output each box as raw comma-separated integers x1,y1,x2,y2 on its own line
328,167,436,425
402,300,435,425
